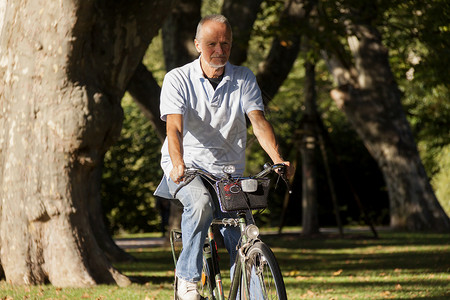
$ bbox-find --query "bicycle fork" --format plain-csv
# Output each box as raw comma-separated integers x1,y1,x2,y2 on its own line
229,213,252,300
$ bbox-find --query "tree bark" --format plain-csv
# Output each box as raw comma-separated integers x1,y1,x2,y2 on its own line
162,0,200,71
222,0,263,66
0,0,176,287
89,163,135,263
256,0,312,104
300,61,320,235
324,4,450,231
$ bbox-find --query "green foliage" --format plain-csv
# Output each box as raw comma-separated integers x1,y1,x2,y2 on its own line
202,0,223,16
101,0,449,234
406,84,450,174
101,95,163,234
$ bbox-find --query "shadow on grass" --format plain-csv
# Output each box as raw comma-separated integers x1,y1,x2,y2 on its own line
114,231,449,299
262,232,449,281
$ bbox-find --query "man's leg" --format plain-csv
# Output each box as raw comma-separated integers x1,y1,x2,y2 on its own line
167,177,213,299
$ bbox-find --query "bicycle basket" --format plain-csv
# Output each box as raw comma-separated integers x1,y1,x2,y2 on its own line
215,178,270,212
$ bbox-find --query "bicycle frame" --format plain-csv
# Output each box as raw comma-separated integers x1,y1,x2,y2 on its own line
171,163,289,300
171,211,258,300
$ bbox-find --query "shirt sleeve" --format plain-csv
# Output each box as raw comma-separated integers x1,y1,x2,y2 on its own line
160,70,186,122
240,67,264,114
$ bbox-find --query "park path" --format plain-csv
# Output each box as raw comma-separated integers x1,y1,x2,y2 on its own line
115,237,166,249
114,226,389,249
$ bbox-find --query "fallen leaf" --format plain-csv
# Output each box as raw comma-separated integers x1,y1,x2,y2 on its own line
333,269,343,276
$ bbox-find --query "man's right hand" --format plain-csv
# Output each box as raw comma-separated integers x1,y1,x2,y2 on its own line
170,164,185,184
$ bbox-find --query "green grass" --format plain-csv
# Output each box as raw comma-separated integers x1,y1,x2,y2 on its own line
0,231,449,299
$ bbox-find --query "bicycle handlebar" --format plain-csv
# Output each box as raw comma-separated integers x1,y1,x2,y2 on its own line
173,163,291,198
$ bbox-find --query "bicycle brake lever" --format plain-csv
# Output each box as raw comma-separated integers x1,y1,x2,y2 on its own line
277,167,292,194
282,174,292,194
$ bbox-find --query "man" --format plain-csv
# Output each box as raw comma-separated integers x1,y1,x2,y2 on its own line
154,14,293,300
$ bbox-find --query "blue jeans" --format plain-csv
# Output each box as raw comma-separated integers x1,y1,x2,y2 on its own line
164,176,241,283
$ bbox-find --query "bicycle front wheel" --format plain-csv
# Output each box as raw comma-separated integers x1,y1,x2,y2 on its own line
241,242,287,300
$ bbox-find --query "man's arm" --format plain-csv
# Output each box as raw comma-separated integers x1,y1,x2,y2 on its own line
166,114,185,183
247,110,294,178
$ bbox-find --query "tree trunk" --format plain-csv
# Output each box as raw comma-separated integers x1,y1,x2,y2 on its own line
256,0,312,104
222,0,263,66
325,5,450,231
0,0,176,287
89,163,135,263
162,0,200,71
300,61,320,235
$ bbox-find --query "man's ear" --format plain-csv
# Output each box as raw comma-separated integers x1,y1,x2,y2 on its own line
194,39,201,53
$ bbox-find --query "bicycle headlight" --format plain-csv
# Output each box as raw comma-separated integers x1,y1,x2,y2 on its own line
245,224,260,240
223,165,236,175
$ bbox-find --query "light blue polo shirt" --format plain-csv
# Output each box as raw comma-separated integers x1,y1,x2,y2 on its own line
154,59,264,198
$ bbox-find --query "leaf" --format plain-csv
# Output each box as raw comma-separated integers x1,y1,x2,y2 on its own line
333,269,343,276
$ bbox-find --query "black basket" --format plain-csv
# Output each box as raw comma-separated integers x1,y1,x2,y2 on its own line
215,178,270,212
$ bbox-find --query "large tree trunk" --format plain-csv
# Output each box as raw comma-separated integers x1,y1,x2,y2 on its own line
325,4,450,231
89,163,135,263
0,0,175,287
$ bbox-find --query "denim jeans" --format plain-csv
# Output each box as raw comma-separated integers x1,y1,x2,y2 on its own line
164,176,241,283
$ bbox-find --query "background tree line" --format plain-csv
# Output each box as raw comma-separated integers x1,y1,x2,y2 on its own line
0,0,448,287
103,0,450,235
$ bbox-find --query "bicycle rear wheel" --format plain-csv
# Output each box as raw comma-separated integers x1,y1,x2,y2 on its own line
241,242,287,300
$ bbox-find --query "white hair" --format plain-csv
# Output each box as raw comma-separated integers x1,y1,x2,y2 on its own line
195,14,232,41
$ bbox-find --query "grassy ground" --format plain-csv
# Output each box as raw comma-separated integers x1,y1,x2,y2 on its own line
0,230,449,299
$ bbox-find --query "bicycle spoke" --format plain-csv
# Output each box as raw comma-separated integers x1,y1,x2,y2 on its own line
243,242,287,300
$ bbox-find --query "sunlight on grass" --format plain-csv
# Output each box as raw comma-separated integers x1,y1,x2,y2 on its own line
0,231,448,299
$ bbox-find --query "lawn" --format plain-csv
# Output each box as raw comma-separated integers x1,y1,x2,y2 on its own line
0,230,449,299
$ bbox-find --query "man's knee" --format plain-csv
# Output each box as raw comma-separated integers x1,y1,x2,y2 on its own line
191,191,213,216
180,179,213,217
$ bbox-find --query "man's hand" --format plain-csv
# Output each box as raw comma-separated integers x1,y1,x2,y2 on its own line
170,164,185,184
275,161,295,179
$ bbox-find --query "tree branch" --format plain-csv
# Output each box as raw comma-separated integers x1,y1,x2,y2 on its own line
127,63,166,142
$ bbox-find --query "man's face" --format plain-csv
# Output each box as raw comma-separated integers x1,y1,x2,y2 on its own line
195,21,232,69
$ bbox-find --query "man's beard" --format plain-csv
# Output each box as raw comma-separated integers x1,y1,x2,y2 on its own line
208,56,227,68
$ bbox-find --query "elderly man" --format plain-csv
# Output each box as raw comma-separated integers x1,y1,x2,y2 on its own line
154,14,293,300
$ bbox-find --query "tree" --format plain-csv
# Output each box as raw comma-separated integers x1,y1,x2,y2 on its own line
300,60,320,235
222,0,263,65
321,0,450,231
256,0,313,104
162,0,201,71
0,0,176,286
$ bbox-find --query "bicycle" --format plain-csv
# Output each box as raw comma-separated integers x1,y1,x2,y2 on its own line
170,163,290,300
